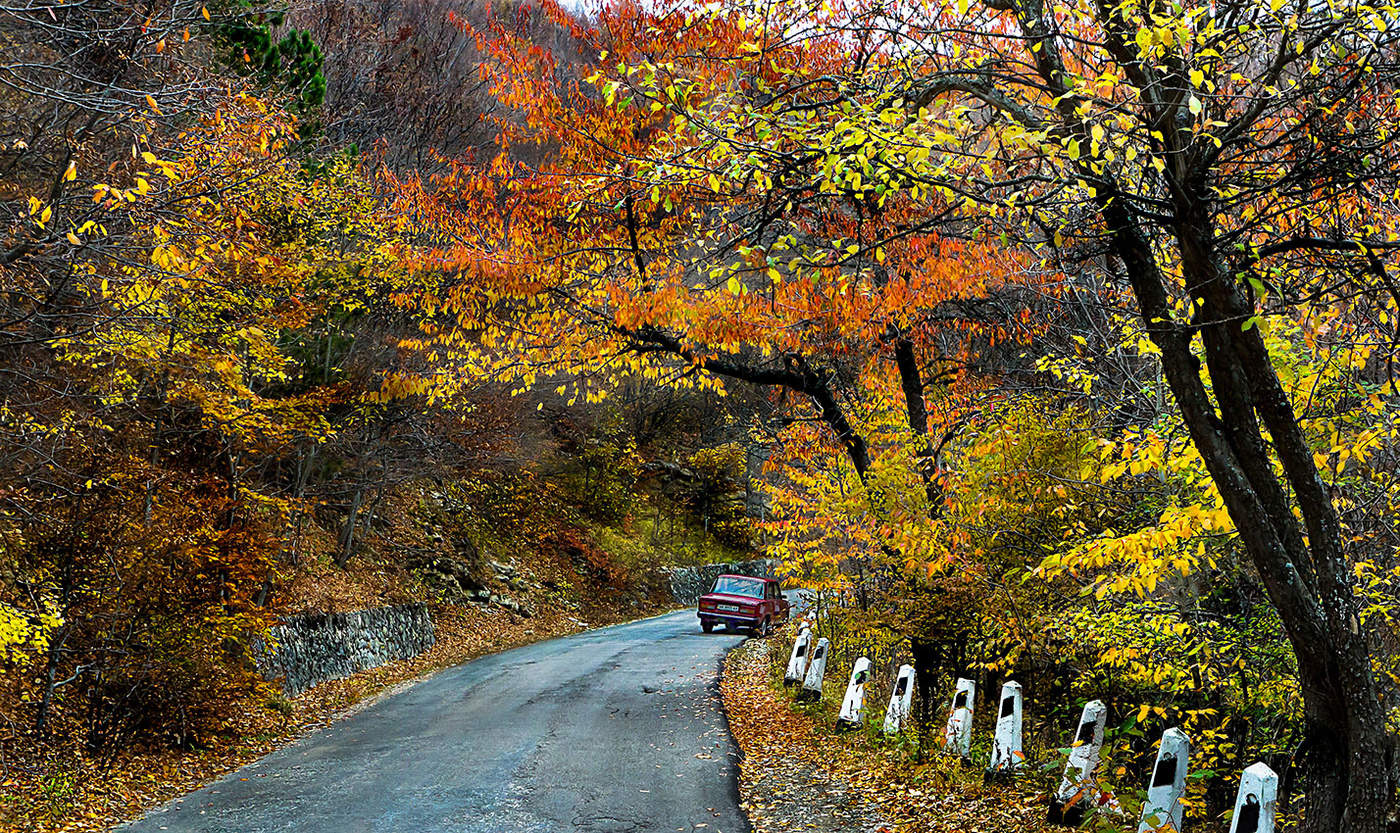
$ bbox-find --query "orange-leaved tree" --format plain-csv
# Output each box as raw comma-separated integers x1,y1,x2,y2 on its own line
571,0,1400,827
394,0,1051,579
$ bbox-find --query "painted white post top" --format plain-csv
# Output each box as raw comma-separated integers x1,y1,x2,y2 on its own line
784,629,812,683
1229,762,1279,833
837,656,872,725
1138,727,1190,833
800,637,830,696
883,663,915,735
943,677,976,757
988,680,1024,773
1049,699,1110,826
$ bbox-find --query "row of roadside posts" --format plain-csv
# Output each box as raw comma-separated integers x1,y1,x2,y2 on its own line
782,624,1279,833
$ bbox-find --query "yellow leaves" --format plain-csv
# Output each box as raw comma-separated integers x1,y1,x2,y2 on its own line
1134,335,1160,355
0,600,62,663
367,372,437,404
1135,27,1154,54
26,196,54,228
1136,704,1170,722
145,94,161,115
201,5,210,20
63,160,77,181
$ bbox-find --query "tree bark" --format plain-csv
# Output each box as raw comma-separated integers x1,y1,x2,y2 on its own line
893,337,944,510
335,486,363,569
969,2,1399,820
1100,190,1394,832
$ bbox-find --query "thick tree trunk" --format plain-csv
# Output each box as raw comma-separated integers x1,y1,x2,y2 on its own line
335,486,363,569
1104,194,1395,832
893,337,942,510
919,0,1395,821
910,635,940,760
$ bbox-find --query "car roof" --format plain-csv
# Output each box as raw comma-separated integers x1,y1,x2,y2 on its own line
716,574,775,582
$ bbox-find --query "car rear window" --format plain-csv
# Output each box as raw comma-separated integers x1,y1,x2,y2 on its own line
711,576,764,598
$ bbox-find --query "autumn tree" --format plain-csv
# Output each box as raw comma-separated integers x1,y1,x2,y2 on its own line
916,2,1399,827
0,0,459,744
403,0,1048,539
424,0,1400,825
389,0,1069,768
569,0,1400,827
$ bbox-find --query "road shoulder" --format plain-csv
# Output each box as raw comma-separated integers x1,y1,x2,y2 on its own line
721,638,895,833
720,636,1055,833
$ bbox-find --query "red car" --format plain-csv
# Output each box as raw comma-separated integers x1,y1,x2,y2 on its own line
697,574,790,635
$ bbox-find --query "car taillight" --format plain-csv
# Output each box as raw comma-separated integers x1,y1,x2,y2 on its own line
700,600,715,610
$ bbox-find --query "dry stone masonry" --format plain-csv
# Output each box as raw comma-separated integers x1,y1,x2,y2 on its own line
254,604,435,695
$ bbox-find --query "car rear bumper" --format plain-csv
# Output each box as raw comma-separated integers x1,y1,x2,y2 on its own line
698,611,762,625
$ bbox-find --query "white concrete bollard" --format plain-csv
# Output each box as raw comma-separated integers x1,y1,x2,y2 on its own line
942,677,976,757
799,637,829,701
883,664,915,734
784,629,812,686
1138,728,1190,833
837,656,871,727
987,680,1024,775
1048,699,1108,825
1228,762,1278,833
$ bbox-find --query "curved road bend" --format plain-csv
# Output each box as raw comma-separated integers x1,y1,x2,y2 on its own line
120,608,752,833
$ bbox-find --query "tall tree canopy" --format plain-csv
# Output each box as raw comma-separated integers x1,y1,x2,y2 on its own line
412,0,1400,828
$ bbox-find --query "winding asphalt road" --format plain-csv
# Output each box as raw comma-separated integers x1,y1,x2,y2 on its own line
120,609,753,833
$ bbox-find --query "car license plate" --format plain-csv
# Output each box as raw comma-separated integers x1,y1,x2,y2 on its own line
718,604,741,612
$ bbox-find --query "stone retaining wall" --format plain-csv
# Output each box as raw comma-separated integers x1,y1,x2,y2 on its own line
665,559,779,606
254,604,435,695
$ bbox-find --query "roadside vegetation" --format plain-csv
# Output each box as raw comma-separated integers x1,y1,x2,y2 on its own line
0,4,760,813
4,0,1399,830
724,637,1053,833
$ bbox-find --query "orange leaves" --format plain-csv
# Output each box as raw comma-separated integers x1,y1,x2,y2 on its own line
379,0,1071,608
